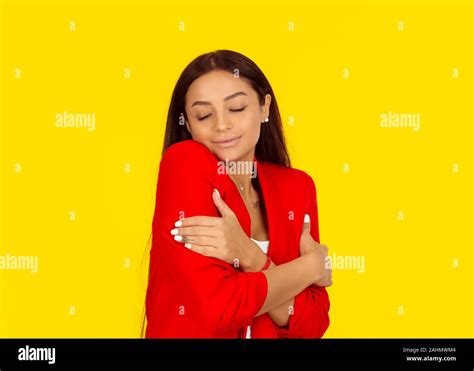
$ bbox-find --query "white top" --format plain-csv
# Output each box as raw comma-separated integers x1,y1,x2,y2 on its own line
246,238,270,339
250,238,270,254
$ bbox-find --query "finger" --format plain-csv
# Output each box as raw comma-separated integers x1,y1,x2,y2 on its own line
182,243,218,258
174,216,221,228
318,274,333,287
183,239,232,263
301,213,311,235
212,189,235,217
173,235,218,248
170,225,218,238
326,275,333,287
323,279,333,288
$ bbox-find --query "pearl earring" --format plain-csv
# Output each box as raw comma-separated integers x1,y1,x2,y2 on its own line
263,117,269,123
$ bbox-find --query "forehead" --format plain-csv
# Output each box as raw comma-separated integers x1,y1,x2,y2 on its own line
185,69,257,104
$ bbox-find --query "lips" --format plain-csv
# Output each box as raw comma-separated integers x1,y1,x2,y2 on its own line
212,135,242,144
212,135,242,148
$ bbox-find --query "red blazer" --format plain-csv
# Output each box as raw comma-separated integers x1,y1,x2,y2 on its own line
145,139,330,338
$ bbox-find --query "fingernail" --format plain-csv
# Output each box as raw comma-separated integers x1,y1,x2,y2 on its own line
174,220,182,227
174,235,183,242
170,228,179,235
214,188,221,198
184,243,192,249
304,214,310,223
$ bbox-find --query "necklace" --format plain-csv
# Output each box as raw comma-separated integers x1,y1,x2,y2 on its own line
236,183,263,209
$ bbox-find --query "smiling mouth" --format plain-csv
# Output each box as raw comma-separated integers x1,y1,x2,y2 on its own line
213,135,242,147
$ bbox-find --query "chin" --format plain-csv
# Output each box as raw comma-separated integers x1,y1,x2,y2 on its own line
212,149,242,162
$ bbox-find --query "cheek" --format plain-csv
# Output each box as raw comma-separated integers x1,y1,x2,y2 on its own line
187,120,212,139
240,112,262,135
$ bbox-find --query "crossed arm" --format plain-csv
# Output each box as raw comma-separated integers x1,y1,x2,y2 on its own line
171,189,332,334
150,143,331,337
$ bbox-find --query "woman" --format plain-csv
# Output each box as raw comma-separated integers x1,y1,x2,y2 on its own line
145,50,332,338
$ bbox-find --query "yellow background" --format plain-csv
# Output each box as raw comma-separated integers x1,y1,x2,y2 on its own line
0,0,472,337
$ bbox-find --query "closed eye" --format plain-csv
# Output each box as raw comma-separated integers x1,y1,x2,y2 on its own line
197,105,247,121
230,105,247,112
197,113,212,121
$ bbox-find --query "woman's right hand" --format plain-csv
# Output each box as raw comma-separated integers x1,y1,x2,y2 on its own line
299,214,333,287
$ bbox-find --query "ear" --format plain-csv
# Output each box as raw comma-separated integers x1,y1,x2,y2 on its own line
261,94,272,123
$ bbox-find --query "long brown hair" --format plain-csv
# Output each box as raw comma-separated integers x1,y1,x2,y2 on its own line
162,49,291,167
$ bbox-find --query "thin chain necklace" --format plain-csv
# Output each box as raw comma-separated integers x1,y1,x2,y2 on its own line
237,181,263,209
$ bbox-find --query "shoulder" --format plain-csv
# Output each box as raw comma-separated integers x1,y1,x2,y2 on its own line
161,140,219,170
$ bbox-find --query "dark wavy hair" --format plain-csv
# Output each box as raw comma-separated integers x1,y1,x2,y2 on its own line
162,49,291,168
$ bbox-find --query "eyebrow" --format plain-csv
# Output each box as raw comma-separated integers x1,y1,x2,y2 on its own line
191,91,248,107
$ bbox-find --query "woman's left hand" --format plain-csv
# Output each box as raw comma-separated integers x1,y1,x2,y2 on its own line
170,189,261,270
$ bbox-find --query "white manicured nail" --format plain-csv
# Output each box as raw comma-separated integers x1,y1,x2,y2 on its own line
174,220,182,227
304,214,310,223
214,189,220,198
170,228,179,235
174,235,183,242
184,243,192,249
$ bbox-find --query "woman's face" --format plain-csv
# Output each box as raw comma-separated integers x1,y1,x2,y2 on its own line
184,69,271,162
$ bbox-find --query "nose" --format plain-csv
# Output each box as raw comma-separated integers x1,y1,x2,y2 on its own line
215,111,232,132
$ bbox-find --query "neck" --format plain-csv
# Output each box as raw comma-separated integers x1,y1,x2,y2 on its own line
227,152,256,199
230,173,253,199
